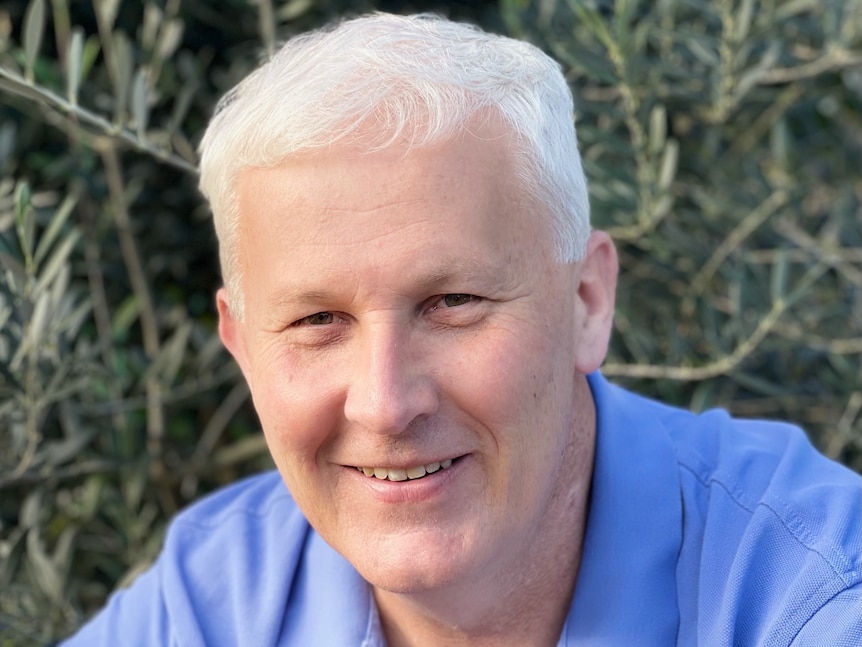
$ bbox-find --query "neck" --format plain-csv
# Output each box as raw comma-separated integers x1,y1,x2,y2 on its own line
374,399,595,647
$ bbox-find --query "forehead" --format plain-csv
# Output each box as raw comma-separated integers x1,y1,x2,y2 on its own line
233,129,555,309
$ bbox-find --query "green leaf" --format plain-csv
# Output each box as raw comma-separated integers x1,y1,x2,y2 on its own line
658,139,679,190
770,248,789,303
147,320,192,385
142,3,163,53
66,27,84,105
23,0,46,82
14,181,31,230
256,0,276,56
734,42,780,103
113,31,134,123
649,104,667,155
81,34,102,80
94,0,120,31
111,294,140,337
61,298,93,338
28,289,51,347
735,0,755,42
34,192,78,266
155,19,185,68
20,489,43,529
33,229,80,298
277,0,313,21
132,67,150,137
14,182,35,263
27,528,66,604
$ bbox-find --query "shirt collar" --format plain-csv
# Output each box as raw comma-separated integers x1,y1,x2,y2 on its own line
559,372,682,646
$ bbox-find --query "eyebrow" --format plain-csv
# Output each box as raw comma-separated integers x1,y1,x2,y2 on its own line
264,258,510,310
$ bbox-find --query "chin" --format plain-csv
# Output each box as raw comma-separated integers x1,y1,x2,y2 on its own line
348,528,485,594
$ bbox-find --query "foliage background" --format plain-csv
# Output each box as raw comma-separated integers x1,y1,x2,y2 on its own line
0,0,859,643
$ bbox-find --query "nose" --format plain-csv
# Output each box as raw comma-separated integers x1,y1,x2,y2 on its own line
343,322,438,435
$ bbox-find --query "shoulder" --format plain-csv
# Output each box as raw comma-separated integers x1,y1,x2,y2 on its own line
162,469,308,567
590,374,860,644
159,471,311,636
62,471,312,647
655,398,861,645
665,404,860,584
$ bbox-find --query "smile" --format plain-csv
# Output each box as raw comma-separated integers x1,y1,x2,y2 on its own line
355,458,454,482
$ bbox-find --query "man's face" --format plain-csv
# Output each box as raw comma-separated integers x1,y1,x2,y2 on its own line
218,126,616,594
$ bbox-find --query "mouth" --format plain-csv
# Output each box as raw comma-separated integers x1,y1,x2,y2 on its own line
354,458,456,482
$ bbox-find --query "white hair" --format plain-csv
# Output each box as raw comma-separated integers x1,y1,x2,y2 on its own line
199,12,590,318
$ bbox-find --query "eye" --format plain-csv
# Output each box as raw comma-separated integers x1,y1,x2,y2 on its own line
442,293,475,307
293,312,334,326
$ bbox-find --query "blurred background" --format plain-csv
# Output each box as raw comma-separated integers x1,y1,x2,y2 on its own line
1,0,860,643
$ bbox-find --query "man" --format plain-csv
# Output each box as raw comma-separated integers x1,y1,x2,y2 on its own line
64,13,860,646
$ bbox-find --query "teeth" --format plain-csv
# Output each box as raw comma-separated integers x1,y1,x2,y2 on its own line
406,465,426,479
357,459,455,481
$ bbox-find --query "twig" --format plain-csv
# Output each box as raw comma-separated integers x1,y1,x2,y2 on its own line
180,380,250,498
603,260,833,380
685,189,789,310
772,321,862,355
760,49,862,85
0,458,127,490
0,66,197,175
99,143,165,472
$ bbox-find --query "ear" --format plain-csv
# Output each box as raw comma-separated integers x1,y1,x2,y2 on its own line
217,287,253,383
573,231,618,374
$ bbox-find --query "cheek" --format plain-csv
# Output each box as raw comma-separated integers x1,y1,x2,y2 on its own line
248,350,345,472
441,321,562,433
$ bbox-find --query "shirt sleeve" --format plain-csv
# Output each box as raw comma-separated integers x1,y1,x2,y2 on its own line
59,564,180,647
790,584,862,647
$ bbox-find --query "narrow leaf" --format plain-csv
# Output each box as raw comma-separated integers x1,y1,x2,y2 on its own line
770,248,789,303
14,182,35,262
29,290,51,347
113,32,134,123
649,104,667,155
27,529,65,604
34,192,78,266
81,34,102,80
34,230,80,298
132,67,150,137
257,0,276,56
735,0,755,42
20,490,43,529
658,139,679,190
94,0,120,31
23,0,46,82
111,295,140,337
142,3,163,52
277,0,313,21
14,181,31,229
734,42,780,102
155,19,184,66
61,298,93,338
66,27,84,105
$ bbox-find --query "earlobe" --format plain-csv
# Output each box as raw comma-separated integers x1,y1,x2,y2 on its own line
217,287,252,379
573,231,619,374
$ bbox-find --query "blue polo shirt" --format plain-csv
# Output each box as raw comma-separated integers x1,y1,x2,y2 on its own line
63,373,862,646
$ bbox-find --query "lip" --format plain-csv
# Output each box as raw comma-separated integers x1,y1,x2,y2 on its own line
348,455,466,504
